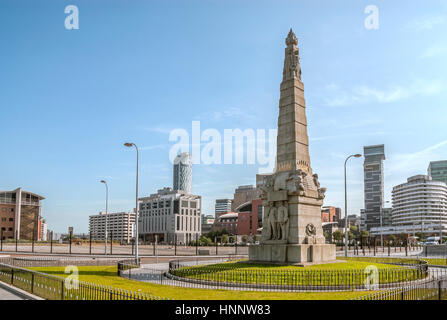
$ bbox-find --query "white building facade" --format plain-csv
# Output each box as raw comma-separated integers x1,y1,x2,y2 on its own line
89,211,136,244
139,187,201,244
370,175,447,237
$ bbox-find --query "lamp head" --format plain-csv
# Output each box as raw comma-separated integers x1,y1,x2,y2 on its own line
124,142,133,147
100,180,106,184
354,154,362,158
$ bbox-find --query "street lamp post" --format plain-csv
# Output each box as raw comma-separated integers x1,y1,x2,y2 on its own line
100,180,108,255
380,200,390,249
124,142,139,263
344,153,362,257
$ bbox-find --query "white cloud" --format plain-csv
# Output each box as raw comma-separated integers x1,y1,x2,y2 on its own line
421,44,447,58
406,15,446,30
323,80,446,107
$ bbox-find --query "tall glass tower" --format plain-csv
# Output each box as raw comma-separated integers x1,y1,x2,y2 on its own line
428,160,447,185
361,144,385,231
173,152,192,193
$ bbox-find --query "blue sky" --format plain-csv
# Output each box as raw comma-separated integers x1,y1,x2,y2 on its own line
1,0,447,233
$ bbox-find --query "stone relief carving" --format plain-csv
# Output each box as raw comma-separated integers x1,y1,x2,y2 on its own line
259,175,273,200
305,223,316,236
286,170,307,195
267,202,278,240
260,168,326,242
277,201,289,241
312,173,326,199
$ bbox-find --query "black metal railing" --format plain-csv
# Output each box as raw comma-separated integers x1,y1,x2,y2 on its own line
163,257,431,291
0,261,171,300
354,273,447,300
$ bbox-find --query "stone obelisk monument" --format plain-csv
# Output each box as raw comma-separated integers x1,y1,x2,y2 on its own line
249,29,335,265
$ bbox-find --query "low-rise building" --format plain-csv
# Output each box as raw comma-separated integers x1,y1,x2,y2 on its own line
321,206,341,223
89,211,136,244
0,188,44,240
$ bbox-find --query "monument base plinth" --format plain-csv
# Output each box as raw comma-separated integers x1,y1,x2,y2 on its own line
249,243,336,265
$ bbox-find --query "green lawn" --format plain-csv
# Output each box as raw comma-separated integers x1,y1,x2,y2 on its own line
28,265,376,300
171,259,423,286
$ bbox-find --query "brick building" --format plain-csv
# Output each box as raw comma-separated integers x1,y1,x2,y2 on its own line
321,206,341,223
0,188,44,240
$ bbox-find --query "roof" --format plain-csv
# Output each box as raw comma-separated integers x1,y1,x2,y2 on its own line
0,188,45,200
218,212,238,220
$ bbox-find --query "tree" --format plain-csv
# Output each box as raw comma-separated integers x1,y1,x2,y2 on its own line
241,235,248,244
332,230,344,243
415,232,425,242
222,234,229,244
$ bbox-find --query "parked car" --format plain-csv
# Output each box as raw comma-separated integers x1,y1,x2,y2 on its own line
425,241,438,245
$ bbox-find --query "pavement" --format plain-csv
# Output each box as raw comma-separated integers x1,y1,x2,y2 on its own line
0,286,23,300
0,281,43,300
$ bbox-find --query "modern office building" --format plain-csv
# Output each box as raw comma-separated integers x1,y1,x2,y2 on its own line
215,199,233,218
428,160,447,185
0,188,44,240
173,152,193,193
232,185,260,211
392,175,447,231
89,211,136,244
139,187,201,244
361,144,386,231
370,175,447,237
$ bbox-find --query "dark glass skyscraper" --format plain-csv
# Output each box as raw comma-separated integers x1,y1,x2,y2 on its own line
361,144,385,231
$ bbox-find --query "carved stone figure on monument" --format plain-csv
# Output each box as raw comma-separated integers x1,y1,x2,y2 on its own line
268,202,278,240
259,176,273,200
317,187,327,200
277,201,289,241
305,223,317,244
312,173,320,189
286,170,307,195
273,171,289,191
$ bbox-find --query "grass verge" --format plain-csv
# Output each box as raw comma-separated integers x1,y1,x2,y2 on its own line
29,265,376,300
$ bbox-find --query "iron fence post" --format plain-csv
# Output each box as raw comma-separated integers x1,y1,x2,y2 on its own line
89,233,92,255
61,280,64,300
32,222,35,253
31,273,34,293
174,234,177,256
69,231,72,254
110,230,113,255
0,229,2,251
439,280,442,300
196,234,198,255
15,231,18,252
50,231,53,254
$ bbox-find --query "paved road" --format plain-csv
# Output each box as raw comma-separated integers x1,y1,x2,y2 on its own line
0,286,24,300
